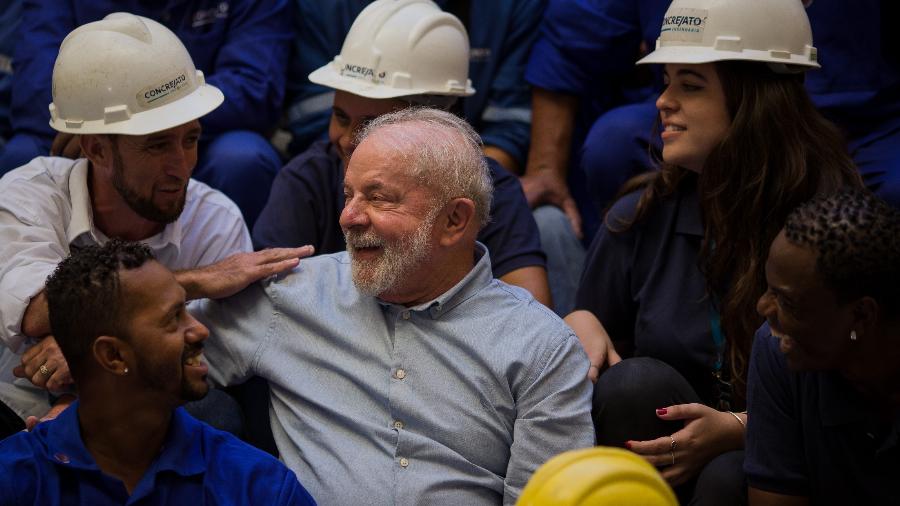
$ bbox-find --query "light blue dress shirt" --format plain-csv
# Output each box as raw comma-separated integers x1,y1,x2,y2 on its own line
195,244,594,505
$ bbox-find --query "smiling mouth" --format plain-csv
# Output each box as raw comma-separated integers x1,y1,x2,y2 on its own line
663,124,686,132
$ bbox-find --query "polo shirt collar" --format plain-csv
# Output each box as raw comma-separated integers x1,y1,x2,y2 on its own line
675,184,703,237
380,242,493,320
65,159,183,255
42,402,206,478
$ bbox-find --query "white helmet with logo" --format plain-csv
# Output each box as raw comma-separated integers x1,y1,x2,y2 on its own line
308,0,475,99
49,12,224,135
638,0,819,72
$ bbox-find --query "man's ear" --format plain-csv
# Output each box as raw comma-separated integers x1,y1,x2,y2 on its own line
80,134,113,168
92,336,133,376
852,296,880,341
438,197,476,247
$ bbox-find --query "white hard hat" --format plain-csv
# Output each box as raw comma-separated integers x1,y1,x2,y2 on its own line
637,0,819,71
308,0,475,99
49,12,224,135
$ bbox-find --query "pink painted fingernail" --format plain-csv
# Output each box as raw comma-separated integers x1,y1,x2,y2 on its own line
656,408,668,415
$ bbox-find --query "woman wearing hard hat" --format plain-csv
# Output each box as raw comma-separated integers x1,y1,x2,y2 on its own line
566,0,862,503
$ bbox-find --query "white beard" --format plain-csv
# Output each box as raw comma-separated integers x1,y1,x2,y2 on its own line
344,209,437,297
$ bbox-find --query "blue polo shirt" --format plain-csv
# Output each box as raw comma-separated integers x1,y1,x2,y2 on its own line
252,139,546,277
0,402,316,505
745,325,900,503
574,179,720,402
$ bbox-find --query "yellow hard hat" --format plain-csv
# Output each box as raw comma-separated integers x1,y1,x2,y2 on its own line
518,447,678,506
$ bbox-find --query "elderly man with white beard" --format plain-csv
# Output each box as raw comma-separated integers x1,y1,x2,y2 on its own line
193,108,594,505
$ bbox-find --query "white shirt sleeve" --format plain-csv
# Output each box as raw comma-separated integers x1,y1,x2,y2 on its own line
0,171,73,351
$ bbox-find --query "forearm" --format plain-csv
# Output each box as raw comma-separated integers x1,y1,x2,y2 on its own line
749,487,809,506
484,145,520,174
499,266,551,308
21,290,50,338
524,88,578,178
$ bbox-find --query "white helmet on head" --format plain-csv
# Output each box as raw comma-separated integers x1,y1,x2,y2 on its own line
49,12,223,135
638,0,818,72
308,0,475,99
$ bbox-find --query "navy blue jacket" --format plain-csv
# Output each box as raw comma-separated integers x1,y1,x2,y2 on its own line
285,0,544,164
10,0,291,142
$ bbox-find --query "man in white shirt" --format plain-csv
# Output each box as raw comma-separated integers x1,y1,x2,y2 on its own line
0,13,309,437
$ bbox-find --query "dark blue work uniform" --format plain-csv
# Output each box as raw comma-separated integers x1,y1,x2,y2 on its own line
252,139,546,278
575,180,747,504
0,0,22,145
746,326,900,504
546,0,900,210
0,402,317,505
0,0,293,225
574,181,718,398
284,0,544,166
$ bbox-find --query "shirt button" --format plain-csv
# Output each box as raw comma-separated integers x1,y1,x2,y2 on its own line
393,420,404,430
394,368,407,380
401,311,411,320
399,457,409,468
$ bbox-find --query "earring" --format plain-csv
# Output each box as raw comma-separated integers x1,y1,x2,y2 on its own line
850,330,857,341
123,367,129,375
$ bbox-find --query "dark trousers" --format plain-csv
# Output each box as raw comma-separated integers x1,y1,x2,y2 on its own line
593,357,747,506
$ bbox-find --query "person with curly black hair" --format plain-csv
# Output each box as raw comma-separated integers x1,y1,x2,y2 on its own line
748,189,900,505
0,240,315,504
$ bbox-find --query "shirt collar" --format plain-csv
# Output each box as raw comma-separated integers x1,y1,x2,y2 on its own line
380,242,493,320
66,159,98,244
41,402,206,477
66,159,184,255
675,184,703,237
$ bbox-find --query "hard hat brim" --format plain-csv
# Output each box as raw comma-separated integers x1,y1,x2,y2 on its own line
49,83,225,136
636,46,820,69
308,63,475,100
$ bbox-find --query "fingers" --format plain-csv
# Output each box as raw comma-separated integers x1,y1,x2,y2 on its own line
660,464,691,486
561,198,583,239
587,364,600,383
656,402,708,421
25,416,39,432
627,434,674,456
256,245,315,265
20,346,49,380
46,367,73,391
608,347,623,366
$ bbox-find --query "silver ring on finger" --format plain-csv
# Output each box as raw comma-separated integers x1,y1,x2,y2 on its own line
671,450,676,466
669,435,677,451
39,364,52,377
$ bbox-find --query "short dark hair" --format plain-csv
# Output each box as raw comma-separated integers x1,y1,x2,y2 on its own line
45,240,155,377
784,188,900,319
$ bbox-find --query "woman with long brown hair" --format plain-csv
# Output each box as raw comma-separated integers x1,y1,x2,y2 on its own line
566,0,862,504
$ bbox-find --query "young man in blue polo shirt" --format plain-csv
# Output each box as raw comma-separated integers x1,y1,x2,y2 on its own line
749,189,900,504
0,241,315,505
